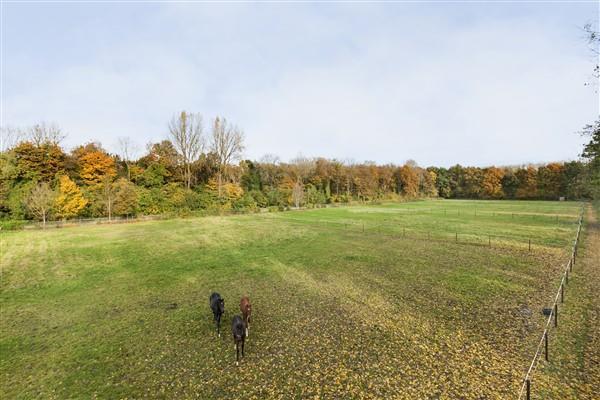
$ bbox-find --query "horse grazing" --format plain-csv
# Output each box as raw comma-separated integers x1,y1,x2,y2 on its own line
231,315,246,365
209,292,225,337
239,296,252,337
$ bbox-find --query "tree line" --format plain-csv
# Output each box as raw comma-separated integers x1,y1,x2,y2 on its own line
1,113,598,227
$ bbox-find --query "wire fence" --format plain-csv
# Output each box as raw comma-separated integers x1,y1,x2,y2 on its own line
517,204,585,400
2,201,582,231
268,214,580,252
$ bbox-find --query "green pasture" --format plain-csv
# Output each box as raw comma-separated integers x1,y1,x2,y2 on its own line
0,200,585,399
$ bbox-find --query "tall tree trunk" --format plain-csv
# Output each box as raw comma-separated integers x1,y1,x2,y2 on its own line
218,170,223,197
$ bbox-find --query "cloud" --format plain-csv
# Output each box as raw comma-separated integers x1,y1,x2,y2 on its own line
2,3,597,166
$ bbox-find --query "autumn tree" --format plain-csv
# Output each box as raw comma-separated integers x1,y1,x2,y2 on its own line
55,175,88,219
516,166,538,199
26,182,55,227
396,164,419,198
537,163,564,199
210,117,244,196
12,141,65,182
78,148,117,186
419,168,438,197
501,169,519,199
481,167,504,199
113,178,138,216
169,112,204,189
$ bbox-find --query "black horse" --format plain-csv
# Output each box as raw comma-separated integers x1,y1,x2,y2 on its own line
209,292,225,337
232,315,246,365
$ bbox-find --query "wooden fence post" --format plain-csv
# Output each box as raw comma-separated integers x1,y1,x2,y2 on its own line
554,304,558,327
545,331,549,361
526,379,530,400
561,284,564,303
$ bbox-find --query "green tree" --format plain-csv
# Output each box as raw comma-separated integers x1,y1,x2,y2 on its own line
113,178,138,216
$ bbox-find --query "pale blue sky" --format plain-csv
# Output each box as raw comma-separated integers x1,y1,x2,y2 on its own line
1,1,598,167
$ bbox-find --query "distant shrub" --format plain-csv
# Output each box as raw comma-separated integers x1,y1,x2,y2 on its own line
0,220,28,230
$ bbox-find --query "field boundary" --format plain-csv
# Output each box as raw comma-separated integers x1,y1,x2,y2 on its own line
517,204,585,400
264,213,580,252
1,200,582,231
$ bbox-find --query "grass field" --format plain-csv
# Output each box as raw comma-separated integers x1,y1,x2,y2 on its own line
0,199,588,399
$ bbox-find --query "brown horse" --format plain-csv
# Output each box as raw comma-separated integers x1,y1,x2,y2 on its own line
240,296,251,337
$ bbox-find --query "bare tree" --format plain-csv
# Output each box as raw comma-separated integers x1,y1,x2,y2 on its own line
100,176,116,221
260,154,280,165
292,181,304,208
117,137,138,181
210,117,245,196
26,182,56,228
168,111,204,189
28,122,66,146
0,125,23,152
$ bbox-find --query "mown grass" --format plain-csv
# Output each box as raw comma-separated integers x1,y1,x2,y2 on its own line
0,199,585,399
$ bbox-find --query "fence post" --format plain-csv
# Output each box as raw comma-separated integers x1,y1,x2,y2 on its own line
561,284,564,303
570,257,573,272
528,239,531,252
566,269,569,284
526,379,530,400
455,232,458,242
554,304,558,327
545,331,549,361
489,235,491,247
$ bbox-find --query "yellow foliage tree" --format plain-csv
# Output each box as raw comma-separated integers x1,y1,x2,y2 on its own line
223,182,244,200
79,151,116,186
481,167,505,199
55,175,88,218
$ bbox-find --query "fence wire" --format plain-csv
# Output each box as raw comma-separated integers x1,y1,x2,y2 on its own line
517,204,585,400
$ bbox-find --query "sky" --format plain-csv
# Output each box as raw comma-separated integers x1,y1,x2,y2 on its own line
1,1,599,167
